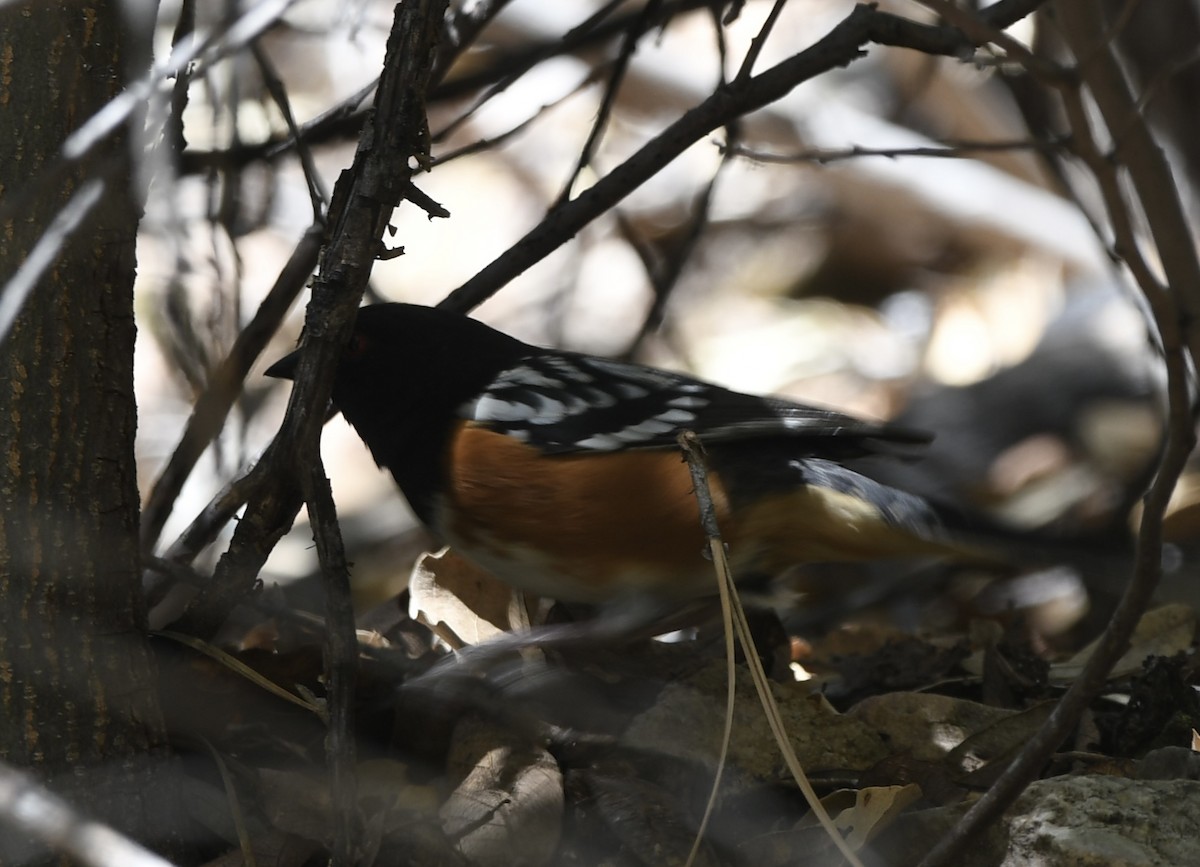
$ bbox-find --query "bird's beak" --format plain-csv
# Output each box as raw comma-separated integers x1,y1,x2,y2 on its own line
265,350,300,381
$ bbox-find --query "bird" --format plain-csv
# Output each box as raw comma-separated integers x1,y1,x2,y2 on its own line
265,303,1017,617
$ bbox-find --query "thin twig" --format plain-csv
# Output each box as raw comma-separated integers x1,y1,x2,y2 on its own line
436,0,520,80
174,4,452,864
0,761,173,867
301,460,358,862
251,41,329,218
620,136,734,357
708,2,728,81
916,3,1200,865
431,90,576,164
0,178,104,344
1060,20,1200,363
181,78,378,174
678,432,738,867
434,0,706,104
197,737,257,867
439,0,1051,313
677,432,865,867
178,0,552,173
141,222,322,554
555,0,664,206
165,0,196,159
725,137,1061,164
433,8,611,145
154,630,323,714
1131,45,1200,121
157,462,269,570
916,0,1062,80
0,0,299,232
735,0,787,82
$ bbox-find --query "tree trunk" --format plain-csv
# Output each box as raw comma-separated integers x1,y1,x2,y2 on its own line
0,2,178,860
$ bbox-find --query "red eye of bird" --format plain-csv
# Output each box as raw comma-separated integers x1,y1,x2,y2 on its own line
345,333,369,360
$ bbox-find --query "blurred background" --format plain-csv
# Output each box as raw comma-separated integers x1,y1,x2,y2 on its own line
134,0,1197,645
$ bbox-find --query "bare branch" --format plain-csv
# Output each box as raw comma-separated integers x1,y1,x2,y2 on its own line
440,0,1051,313
251,41,329,219
167,5,452,864
726,137,1062,164
734,0,787,82
0,0,300,234
140,223,323,555
555,0,666,206
917,3,1200,865
300,459,358,863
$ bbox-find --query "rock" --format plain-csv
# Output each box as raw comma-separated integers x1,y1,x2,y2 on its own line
872,776,1200,867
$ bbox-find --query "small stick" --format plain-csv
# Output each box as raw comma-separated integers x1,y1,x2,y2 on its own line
677,431,864,867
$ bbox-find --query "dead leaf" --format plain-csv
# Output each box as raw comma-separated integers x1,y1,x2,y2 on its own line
625,662,888,786
859,753,966,806
567,765,720,867
796,784,922,849
440,716,563,867
848,692,1013,762
1051,603,1197,682
408,548,522,648
837,784,923,849
945,701,1057,785
357,757,440,817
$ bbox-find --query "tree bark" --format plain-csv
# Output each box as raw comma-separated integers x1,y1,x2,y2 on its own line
0,2,178,860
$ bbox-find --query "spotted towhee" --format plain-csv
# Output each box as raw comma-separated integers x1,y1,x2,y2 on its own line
267,304,1018,609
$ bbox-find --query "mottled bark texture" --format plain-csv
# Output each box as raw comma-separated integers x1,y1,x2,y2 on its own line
0,2,178,861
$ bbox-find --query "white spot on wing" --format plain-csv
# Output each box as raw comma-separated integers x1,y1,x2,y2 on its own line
654,408,697,424
580,386,617,408
560,392,592,414
574,433,626,450
616,418,676,441
470,394,534,422
499,364,564,389
668,395,707,409
524,391,571,423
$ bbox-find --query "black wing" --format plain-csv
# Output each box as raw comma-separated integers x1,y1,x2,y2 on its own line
459,352,929,455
